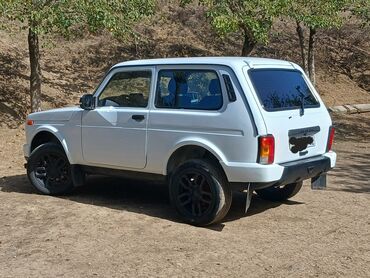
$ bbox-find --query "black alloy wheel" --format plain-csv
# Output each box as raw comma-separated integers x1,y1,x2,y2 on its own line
176,170,215,218
27,143,74,195
169,159,232,226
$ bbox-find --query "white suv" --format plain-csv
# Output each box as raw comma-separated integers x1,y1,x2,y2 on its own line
24,57,336,226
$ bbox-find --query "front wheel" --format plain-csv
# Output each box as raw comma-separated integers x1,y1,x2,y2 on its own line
27,143,74,195
169,159,232,226
255,181,303,202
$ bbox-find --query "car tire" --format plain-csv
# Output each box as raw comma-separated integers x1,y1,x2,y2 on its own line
169,159,232,226
27,143,74,195
255,181,303,202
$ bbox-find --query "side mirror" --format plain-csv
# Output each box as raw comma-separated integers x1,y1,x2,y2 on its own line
80,94,95,110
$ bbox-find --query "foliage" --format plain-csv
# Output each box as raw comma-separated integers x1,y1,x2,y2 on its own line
0,0,155,112
287,0,351,84
350,0,370,25
181,0,288,48
0,0,155,38
288,0,349,29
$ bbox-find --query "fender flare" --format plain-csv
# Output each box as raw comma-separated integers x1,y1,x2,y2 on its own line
163,137,227,175
31,125,74,164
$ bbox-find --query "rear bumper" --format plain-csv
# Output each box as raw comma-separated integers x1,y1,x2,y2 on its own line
221,151,336,185
220,161,284,183
252,154,333,190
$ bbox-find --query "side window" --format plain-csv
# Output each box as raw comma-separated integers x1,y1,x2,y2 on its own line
155,69,223,110
98,70,151,108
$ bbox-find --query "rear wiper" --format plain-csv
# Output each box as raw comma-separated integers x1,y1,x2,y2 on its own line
296,86,309,116
300,94,305,116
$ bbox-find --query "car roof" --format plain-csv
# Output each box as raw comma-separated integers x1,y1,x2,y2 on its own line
112,57,293,69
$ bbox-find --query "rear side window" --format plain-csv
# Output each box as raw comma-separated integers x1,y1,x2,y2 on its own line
155,69,223,110
248,69,319,111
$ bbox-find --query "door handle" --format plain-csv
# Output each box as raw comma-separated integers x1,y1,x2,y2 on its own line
132,114,145,121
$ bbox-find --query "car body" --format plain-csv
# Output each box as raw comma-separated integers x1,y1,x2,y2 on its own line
24,57,336,226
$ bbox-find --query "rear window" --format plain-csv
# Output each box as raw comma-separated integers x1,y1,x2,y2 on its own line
248,69,319,111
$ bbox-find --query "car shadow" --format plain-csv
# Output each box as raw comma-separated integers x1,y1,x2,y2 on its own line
0,174,305,231
328,150,370,194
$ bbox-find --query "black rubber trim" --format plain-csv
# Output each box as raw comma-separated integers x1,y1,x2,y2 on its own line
279,156,331,185
251,155,331,190
222,74,237,102
288,126,320,137
81,165,166,183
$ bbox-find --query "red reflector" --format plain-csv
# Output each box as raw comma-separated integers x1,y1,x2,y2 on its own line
258,135,275,164
26,119,34,126
327,127,335,151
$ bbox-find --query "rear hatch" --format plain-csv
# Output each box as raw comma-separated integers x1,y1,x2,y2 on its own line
245,67,332,164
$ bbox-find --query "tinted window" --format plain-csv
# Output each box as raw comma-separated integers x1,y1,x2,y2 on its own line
98,71,151,108
156,70,223,110
249,70,319,111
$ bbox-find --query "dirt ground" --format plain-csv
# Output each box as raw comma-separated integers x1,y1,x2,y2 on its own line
0,113,369,277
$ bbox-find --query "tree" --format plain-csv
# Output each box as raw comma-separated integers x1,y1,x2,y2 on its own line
181,0,288,56
0,0,155,112
288,0,349,85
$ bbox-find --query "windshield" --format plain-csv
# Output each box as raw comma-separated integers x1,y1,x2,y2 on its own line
248,69,319,111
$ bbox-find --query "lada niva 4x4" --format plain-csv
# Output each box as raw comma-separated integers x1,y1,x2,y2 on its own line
24,57,336,226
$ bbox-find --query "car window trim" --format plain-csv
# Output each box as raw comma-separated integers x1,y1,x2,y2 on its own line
94,66,155,109
154,68,224,111
92,63,258,135
247,68,321,112
222,74,237,102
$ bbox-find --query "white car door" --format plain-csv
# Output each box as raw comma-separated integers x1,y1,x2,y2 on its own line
81,66,154,169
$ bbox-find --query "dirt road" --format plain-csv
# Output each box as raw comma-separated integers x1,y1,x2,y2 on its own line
0,114,369,277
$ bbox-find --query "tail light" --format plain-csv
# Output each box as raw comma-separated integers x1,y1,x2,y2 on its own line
258,135,275,164
326,126,335,152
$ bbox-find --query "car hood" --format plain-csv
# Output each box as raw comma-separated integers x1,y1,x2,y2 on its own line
28,106,82,122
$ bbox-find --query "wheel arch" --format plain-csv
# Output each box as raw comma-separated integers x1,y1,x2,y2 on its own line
165,139,228,178
30,126,72,163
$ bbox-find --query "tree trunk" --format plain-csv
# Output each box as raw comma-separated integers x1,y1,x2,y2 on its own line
241,33,256,56
307,27,316,85
296,21,307,73
28,27,42,112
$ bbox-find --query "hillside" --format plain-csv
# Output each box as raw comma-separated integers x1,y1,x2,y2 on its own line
0,4,369,127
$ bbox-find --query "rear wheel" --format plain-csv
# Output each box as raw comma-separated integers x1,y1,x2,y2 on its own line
27,143,74,195
169,159,232,226
255,181,303,202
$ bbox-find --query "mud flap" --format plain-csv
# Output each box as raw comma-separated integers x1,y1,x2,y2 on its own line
71,165,85,187
245,183,253,214
311,173,327,190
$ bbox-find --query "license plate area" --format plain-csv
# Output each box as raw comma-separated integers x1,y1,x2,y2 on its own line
289,135,315,153
288,126,320,154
